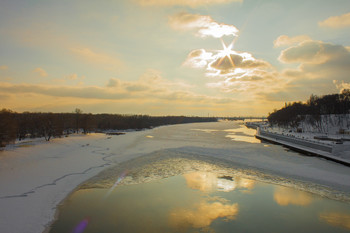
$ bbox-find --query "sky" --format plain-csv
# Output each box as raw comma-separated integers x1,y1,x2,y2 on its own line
0,0,350,116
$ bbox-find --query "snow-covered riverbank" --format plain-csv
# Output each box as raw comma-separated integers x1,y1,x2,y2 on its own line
1,121,350,233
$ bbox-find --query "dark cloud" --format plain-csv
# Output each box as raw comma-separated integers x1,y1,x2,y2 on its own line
210,54,243,71
106,78,121,87
279,40,349,65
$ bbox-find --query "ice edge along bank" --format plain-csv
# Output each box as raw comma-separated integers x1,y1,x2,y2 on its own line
252,125,350,166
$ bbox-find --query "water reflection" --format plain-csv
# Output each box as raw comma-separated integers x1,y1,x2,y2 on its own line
184,172,255,193
319,212,350,230
274,186,313,206
191,129,219,133
50,162,350,233
170,172,242,230
169,200,239,229
184,172,218,192
225,126,260,143
191,124,261,144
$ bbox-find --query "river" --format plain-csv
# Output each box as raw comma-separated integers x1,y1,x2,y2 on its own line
48,121,350,232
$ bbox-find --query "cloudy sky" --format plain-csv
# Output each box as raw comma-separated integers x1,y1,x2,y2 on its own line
1,0,350,116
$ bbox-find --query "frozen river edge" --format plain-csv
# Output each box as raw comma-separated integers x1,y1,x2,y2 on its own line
0,121,350,233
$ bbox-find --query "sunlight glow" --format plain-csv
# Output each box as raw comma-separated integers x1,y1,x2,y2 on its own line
103,171,128,199
199,23,239,38
216,39,236,68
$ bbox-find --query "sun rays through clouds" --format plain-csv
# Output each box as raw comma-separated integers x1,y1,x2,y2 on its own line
176,12,280,97
1,0,350,116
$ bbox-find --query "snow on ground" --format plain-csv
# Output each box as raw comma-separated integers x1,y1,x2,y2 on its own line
1,121,350,233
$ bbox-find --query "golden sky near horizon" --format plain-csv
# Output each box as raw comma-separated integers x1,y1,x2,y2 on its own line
1,0,350,116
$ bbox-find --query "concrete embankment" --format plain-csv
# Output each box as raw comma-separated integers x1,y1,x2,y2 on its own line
255,128,350,166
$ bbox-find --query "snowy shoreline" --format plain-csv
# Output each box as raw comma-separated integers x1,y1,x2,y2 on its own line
1,121,350,233
256,128,350,166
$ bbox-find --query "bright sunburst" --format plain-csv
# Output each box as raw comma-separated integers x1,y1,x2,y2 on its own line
216,39,236,68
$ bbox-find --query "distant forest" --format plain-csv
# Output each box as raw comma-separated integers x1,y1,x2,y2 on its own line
0,108,217,147
268,89,350,127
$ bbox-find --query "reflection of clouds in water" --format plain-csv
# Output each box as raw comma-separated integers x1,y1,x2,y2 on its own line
183,172,255,192
169,200,239,229
217,179,237,192
184,172,218,192
319,212,350,230
237,177,255,189
274,187,313,206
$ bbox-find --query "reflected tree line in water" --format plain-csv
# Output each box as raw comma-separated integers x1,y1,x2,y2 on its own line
267,90,350,131
0,108,217,147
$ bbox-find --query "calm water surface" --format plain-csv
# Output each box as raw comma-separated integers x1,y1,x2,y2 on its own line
49,171,350,233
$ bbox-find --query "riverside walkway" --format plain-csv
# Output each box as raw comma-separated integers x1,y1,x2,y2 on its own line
255,127,350,166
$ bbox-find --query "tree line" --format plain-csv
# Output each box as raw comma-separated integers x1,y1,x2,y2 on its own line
0,108,217,147
267,89,350,127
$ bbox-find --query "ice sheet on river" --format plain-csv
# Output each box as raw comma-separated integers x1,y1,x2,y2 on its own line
1,121,350,233
81,148,350,203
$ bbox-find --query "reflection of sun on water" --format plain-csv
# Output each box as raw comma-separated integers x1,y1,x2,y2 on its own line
183,172,255,193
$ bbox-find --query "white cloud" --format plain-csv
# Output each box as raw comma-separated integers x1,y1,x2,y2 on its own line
333,80,350,93
319,12,350,28
138,0,242,7
33,67,48,77
185,48,269,74
169,12,238,38
273,35,311,48
183,49,214,68
184,45,279,96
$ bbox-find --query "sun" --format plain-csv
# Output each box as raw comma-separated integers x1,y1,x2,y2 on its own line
216,39,236,68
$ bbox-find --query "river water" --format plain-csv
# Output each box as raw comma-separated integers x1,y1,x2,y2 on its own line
48,121,350,233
